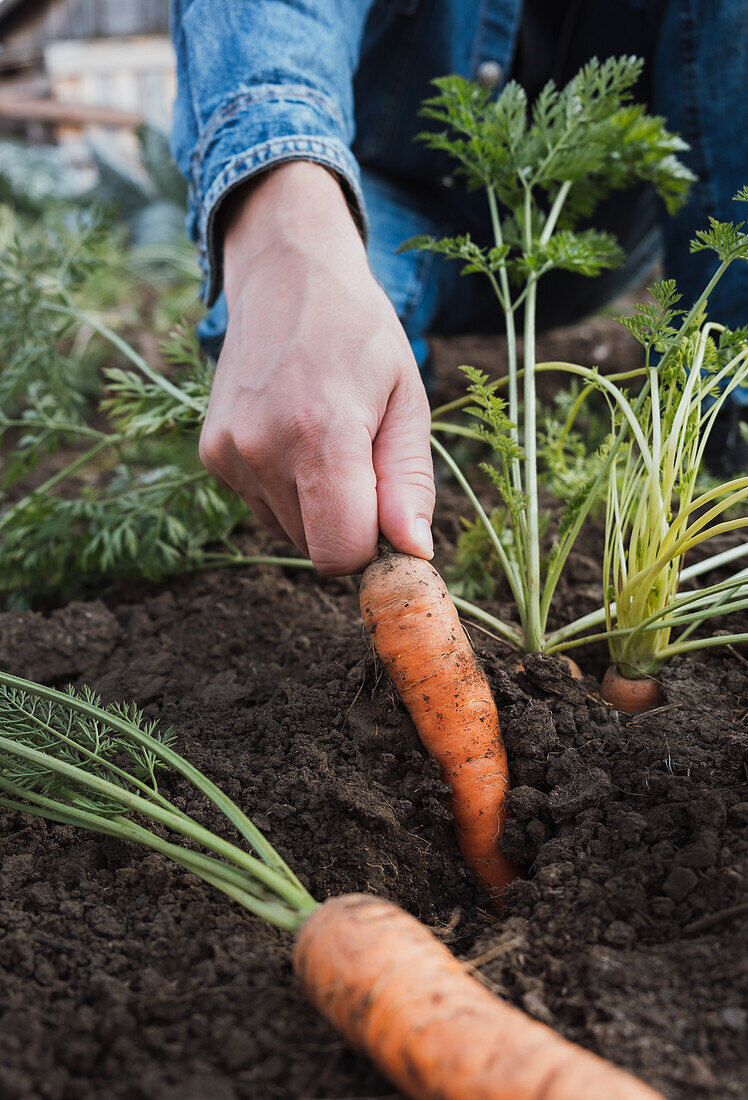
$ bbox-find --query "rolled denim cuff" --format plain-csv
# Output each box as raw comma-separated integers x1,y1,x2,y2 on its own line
189,83,367,305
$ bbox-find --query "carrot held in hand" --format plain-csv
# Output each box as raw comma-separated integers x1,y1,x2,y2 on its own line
360,552,517,899
296,893,664,1100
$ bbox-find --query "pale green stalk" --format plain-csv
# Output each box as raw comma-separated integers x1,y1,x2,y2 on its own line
0,733,310,906
430,433,525,618
429,421,483,440
0,775,300,925
42,300,204,412
539,382,651,635
602,313,748,673
522,273,543,649
487,186,522,501
429,361,647,422
659,630,748,656
197,553,315,571
548,545,748,646
0,672,317,930
0,265,203,413
0,433,123,533
0,671,304,891
451,594,523,646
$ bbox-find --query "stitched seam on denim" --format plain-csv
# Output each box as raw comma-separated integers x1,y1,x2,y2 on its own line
193,83,347,171
199,137,366,304
201,139,362,250
200,134,363,234
678,0,715,216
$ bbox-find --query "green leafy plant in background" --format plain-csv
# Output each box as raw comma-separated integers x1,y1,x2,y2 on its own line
554,237,748,677
407,55,694,650
0,211,309,608
406,57,748,671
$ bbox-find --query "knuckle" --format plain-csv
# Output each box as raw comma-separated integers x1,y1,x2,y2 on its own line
311,556,347,577
412,470,437,508
198,427,229,472
379,330,410,371
403,384,432,430
233,429,274,474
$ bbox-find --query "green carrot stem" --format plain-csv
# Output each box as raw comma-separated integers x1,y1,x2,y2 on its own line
522,276,542,651
0,794,310,930
660,631,748,657
0,670,305,894
450,594,523,647
0,730,311,909
8,693,191,821
196,554,315,571
429,421,483,440
429,362,646,421
42,300,204,412
540,382,650,634
0,774,277,906
0,436,122,532
487,186,522,499
430,434,526,618
548,541,748,646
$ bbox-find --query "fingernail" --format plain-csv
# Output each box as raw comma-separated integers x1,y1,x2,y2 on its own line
414,517,434,558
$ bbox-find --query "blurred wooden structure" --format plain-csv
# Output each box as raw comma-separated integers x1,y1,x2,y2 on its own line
0,0,173,152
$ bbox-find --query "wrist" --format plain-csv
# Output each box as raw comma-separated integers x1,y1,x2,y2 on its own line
222,162,365,303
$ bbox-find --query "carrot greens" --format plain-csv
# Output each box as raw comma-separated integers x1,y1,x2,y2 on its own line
0,670,316,931
405,57,748,673
0,213,311,608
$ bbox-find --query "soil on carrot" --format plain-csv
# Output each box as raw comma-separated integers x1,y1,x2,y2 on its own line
1,324,747,1100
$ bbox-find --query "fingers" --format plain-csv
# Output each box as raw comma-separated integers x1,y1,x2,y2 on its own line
200,379,434,574
198,297,433,575
200,412,379,573
373,376,435,560
296,430,380,575
199,425,308,552
250,498,294,545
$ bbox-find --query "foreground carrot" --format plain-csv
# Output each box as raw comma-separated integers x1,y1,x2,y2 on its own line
2,672,665,1100
360,553,517,899
296,893,664,1100
601,665,664,714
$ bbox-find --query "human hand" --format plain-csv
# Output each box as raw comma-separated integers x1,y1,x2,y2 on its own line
199,162,435,575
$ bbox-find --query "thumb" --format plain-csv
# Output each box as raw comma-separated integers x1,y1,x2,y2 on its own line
372,378,435,559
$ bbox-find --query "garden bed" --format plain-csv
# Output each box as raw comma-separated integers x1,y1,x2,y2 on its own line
1,324,746,1100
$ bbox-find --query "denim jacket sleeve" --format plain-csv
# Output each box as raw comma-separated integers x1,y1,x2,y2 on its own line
170,0,376,305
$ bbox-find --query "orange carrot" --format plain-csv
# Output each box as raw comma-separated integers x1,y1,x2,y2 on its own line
601,665,664,714
295,893,665,1100
360,553,517,899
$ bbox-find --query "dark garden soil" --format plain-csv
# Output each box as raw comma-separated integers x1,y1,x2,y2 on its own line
1,321,747,1100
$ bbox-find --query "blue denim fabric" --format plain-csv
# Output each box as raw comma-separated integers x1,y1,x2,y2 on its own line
172,0,748,404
